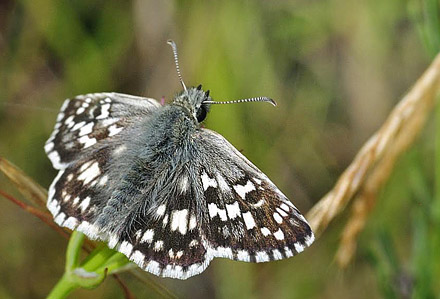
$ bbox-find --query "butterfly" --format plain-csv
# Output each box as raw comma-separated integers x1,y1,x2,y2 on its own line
45,40,314,279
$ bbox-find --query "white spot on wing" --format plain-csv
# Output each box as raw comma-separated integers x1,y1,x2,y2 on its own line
78,122,94,136
44,142,54,152
255,251,270,262
98,175,108,186
213,246,233,259
272,249,283,260
233,180,255,199
57,112,64,122
47,151,63,169
154,240,164,251
134,230,142,240
217,208,227,221
63,217,79,229
294,242,305,253
54,212,66,225
119,241,133,256
252,199,265,208
274,228,285,240
156,204,166,216
76,221,100,239
108,234,119,248
237,250,250,262
79,196,91,212
64,115,75,127
201,171,217,190
189,239,199,247
216,174,230,192
71,121,86,131
276,207,288,217
76,107,85,115
97,103,110,119
60,99,69,111
242,212,256,230
108,124,123,136
273,212,283,224
78,135,97,148
260,227,271,236
162,214,169,226
208,203,218,218
102,118,119,126
78,162,100,185
225,202,240,219
80,161,92,172
146,261,161,275
305,234,315,247
284,247,294,258
131,250,145,267
280,203,290,213
189,214,197,230
171,209,188,235
141,229,154,244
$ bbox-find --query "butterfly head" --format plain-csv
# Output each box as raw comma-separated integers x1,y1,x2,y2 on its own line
173,84,211,123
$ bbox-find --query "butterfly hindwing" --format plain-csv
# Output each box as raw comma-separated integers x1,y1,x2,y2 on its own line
107,169,212,279
45,92,161,169
47,145,115,239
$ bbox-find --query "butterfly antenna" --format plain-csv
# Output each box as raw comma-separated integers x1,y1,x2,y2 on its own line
167,40,187,92
204,96,277,106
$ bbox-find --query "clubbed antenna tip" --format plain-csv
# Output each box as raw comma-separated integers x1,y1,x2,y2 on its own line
167,40,187,91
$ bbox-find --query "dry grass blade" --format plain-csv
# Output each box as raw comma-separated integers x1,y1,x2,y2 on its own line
0,156,47,208
307,52,440,236
0,189,68,236
335,90,434,267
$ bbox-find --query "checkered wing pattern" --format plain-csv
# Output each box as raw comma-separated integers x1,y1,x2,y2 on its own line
197,129,314,263
46,92,161,239
45,92,160,169
97,129,314,279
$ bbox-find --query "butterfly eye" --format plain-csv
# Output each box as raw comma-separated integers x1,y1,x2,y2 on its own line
196,105,208,122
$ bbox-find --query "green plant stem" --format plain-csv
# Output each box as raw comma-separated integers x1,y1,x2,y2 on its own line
47,273,79,299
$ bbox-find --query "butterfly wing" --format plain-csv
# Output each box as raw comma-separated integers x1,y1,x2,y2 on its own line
195,129,314,262
46,93,161,237
45,92,161,169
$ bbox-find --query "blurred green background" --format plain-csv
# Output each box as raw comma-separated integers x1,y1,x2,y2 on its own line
0,0,439,298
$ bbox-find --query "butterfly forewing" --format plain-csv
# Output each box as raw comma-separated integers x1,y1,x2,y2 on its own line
45,93,160,169
196,129,314,262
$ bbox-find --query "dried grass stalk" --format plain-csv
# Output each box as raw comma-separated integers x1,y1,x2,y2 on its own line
336,93,433,267
307,53,440,237
0,157,47,208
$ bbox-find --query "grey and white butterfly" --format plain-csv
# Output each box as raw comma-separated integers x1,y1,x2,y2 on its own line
45,40,314,280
